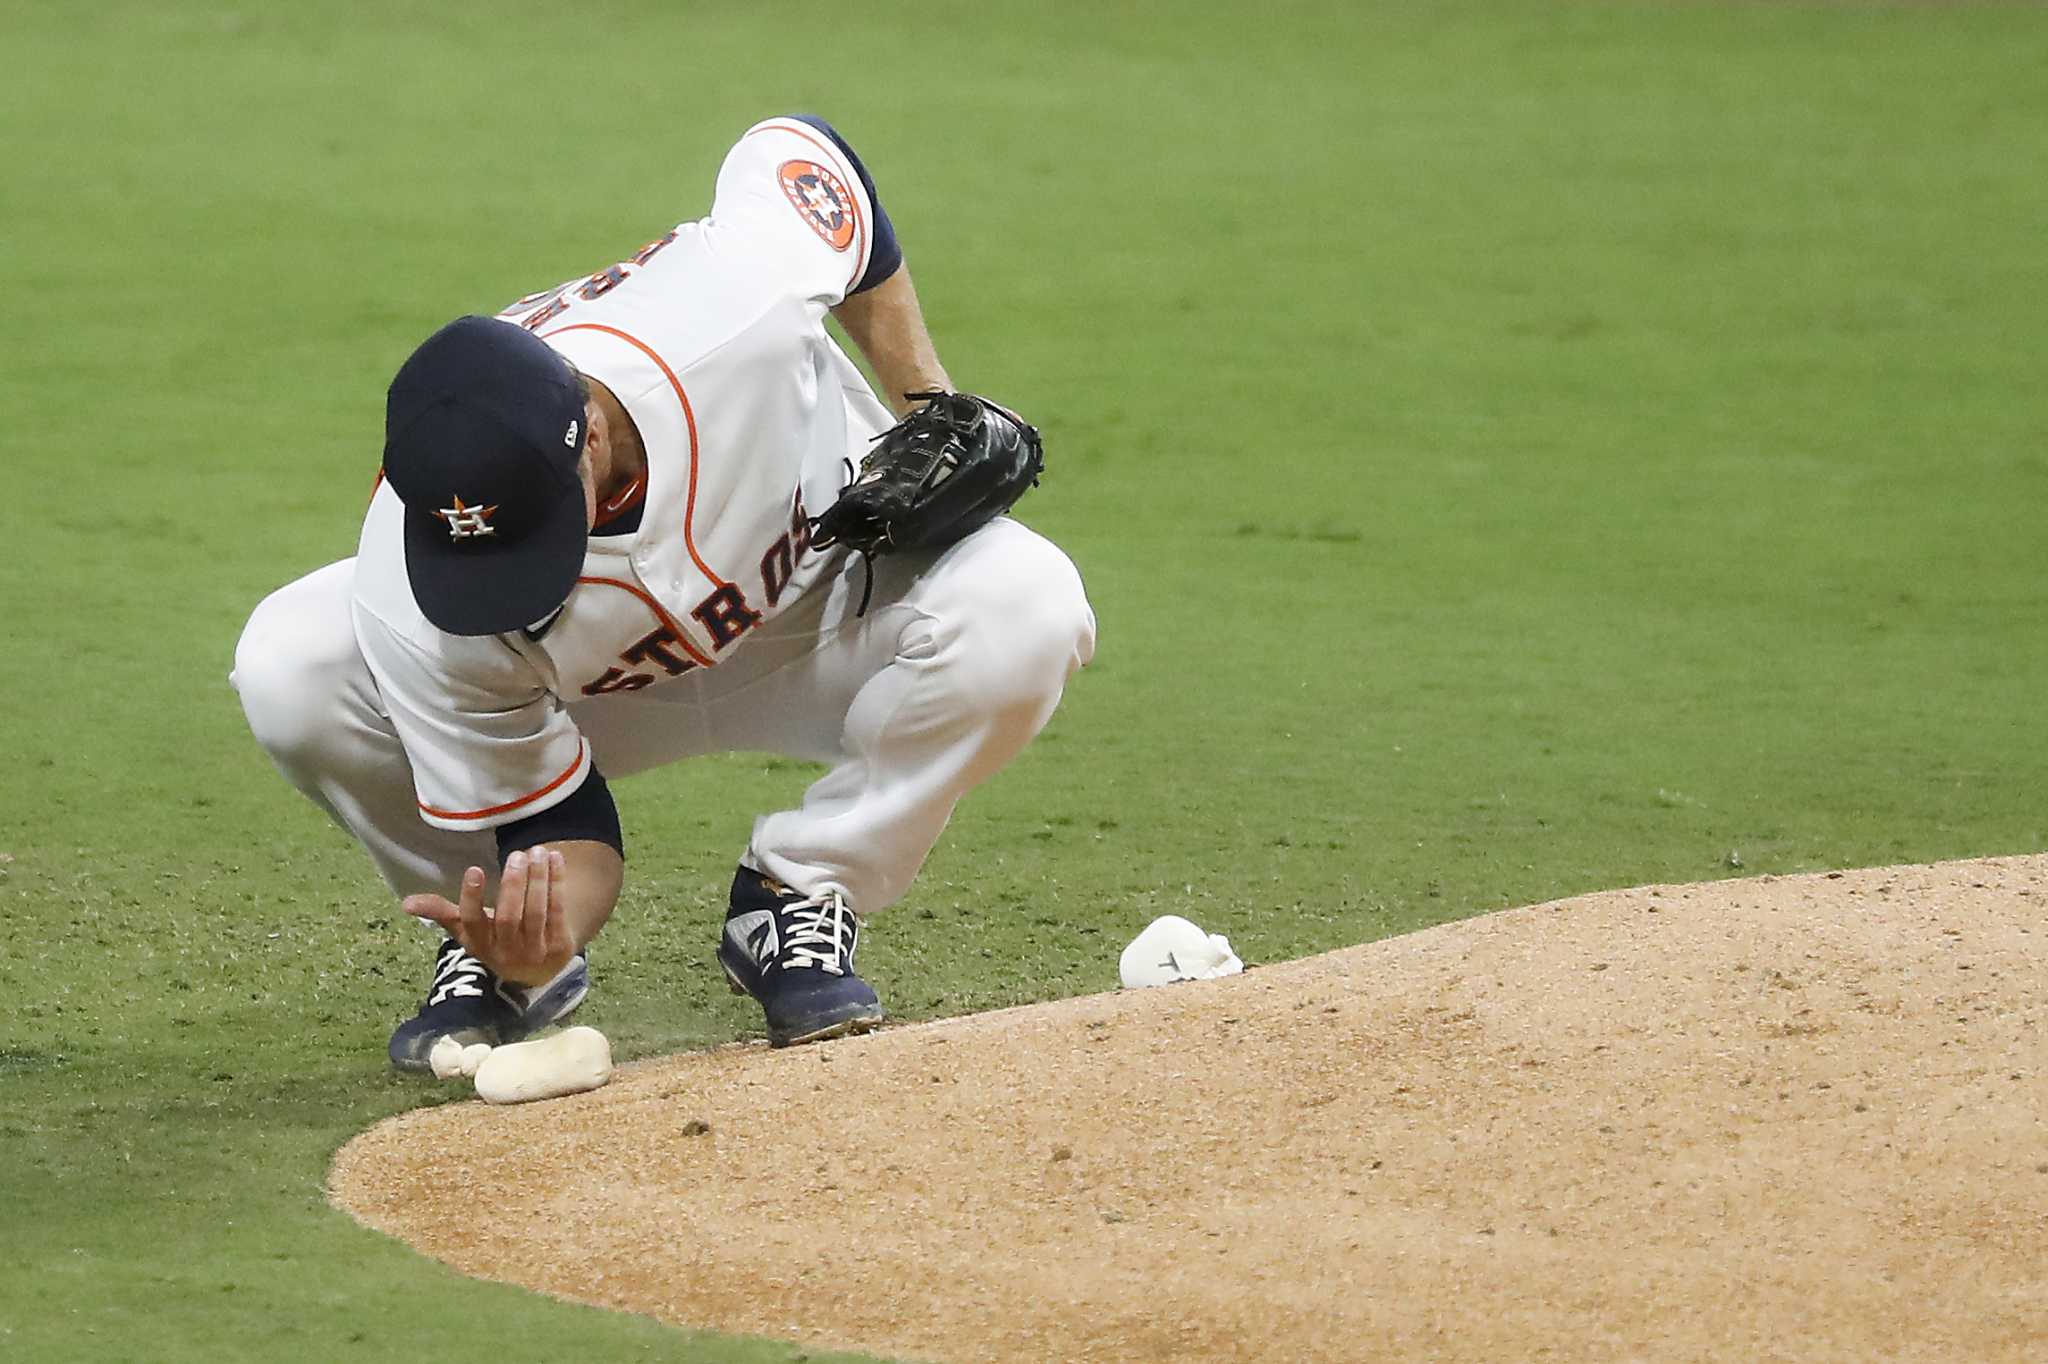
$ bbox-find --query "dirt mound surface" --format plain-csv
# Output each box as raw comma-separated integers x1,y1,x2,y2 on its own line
331,856,2048,1362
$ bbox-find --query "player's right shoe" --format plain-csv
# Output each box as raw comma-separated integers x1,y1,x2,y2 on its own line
717,866,885,1047
387,936,591,1072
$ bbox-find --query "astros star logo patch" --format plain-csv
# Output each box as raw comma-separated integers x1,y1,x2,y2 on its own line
777,159,858,252
434,495,499,540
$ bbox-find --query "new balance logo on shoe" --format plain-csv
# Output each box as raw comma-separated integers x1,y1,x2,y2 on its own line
726,909,778,968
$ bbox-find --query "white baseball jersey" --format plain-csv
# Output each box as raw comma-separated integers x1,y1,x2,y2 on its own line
352,117,897,833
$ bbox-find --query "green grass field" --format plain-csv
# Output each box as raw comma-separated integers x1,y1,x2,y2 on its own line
4,2,2044,1359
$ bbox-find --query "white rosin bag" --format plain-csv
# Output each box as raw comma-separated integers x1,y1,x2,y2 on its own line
1119,915,1245,988
472,1026,614,1104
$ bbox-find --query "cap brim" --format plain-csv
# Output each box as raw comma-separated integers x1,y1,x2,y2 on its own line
402,490,586,636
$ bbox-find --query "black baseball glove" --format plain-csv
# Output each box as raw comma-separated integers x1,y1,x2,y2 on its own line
810,391,1044,562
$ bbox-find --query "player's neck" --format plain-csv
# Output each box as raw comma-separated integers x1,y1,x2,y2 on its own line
588,378,647,501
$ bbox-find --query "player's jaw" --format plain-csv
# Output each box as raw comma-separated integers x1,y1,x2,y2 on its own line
578,441,599,532
574,391,615,533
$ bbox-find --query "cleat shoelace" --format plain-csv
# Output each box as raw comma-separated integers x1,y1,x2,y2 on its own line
426,943,492,1006
778,892,859,975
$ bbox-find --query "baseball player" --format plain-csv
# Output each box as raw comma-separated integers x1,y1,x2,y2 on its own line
232,115,1095,1067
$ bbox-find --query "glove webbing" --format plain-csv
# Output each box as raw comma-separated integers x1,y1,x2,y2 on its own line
817,392,959,618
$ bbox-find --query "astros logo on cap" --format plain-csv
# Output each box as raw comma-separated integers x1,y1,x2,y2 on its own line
777,160,857,252
434,495,499,540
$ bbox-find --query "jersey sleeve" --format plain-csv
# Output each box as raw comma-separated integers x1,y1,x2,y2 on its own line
709,116,889,308
351,602,593,834
786,115,903,295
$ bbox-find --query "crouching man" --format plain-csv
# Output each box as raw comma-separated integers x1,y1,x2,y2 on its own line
231,116,1094,1066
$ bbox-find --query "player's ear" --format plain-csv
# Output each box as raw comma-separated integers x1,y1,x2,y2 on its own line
569,369,597,446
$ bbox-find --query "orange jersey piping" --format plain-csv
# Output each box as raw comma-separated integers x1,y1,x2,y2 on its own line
574,574,716,669
419,739,588,823
540,321,724,592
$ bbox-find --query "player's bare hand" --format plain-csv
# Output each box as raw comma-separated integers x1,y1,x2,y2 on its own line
403,848,576,987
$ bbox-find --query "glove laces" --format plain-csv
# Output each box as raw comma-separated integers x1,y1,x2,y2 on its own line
819,454,886,617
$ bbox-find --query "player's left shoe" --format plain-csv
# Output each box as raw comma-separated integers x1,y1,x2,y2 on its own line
387,937,591,1072
717,866,885,1047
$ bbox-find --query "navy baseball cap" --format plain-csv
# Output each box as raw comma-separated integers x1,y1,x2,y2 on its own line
382,316,589,636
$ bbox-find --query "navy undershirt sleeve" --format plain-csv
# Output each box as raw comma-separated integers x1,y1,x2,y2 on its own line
789,114,903,295
495,765,624,862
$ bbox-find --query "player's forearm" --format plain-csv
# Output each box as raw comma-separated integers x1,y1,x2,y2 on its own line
832,265,952,414
487,768,623,969
547,838,623,952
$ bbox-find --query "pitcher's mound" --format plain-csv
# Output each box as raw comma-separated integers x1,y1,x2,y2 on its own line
331,856,2048,1363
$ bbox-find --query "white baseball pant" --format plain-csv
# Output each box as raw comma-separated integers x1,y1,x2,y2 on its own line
231,519,1095,915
